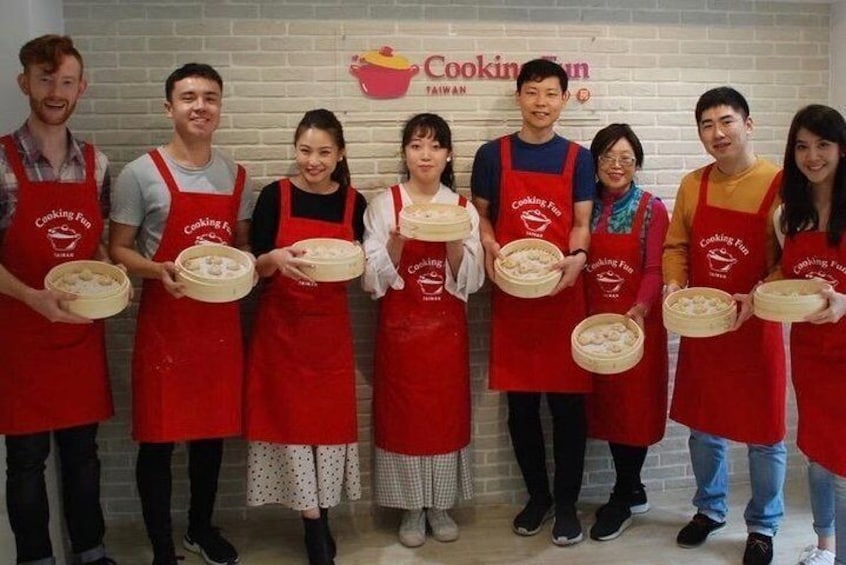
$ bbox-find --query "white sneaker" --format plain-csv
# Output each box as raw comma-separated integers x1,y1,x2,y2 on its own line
399,509,426,548
427,508,459,542
798,545,836,565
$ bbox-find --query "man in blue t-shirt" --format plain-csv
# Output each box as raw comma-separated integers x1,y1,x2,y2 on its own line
471,58,596,547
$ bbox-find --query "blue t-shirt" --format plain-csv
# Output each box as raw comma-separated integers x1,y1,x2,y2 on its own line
470,133,596,224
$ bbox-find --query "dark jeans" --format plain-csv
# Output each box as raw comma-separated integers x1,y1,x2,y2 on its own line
136,439,223,553
5,423,106,564
507,392,586,509
609,442,648,499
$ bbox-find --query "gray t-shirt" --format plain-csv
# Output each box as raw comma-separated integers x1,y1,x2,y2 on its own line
111,147,253,258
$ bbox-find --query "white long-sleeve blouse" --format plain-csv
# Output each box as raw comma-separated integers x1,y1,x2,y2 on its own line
362,183,485,301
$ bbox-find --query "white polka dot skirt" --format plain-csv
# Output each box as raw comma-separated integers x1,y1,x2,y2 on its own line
246,441,361,510
374,446,474,510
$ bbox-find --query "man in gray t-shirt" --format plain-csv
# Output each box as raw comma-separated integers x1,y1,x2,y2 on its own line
108,63,250,565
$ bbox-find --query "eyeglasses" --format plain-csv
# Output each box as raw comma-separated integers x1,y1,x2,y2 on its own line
598,154,637,168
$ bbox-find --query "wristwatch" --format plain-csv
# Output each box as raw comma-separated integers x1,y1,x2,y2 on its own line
566,248,588,259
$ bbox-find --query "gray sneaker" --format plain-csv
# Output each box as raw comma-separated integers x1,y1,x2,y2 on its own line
427,508,459,542
399,509,426,548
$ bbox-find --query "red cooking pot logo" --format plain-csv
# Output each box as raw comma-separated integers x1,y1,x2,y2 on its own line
350,46,420,99
595,269,624,295
706,247,738,273
195,232,226,245
806,271,839,288
46,224,82,252
417,270,444,296
520,209,552,234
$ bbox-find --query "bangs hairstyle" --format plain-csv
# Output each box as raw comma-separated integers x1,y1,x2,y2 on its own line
165,63,223,102
780,104,846,246
589,123,645,172
401,113,455,190
294,109,351,190
19,34,83,75
694,86,750,125
516,58,568,94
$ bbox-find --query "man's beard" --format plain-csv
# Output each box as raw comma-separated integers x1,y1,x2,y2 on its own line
30,97,76,126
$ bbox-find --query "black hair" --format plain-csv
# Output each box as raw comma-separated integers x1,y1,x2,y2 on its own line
401,113,455,191
589,123,645,172
294,109,351,190
694,86,750,125
781,104,846,246
165,63,223,102
516,58,568,93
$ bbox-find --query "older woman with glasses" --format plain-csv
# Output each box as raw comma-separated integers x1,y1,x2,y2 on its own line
583,123,670,542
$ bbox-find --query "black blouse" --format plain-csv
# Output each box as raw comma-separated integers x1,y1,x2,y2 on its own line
250,180,367,256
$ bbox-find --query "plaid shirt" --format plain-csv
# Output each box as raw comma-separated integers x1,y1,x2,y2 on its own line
0,122,111,231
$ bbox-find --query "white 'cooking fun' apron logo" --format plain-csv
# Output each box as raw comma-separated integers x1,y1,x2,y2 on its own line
700,233,749,279
408,258,444,300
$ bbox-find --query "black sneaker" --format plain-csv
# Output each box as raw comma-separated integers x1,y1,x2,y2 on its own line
590,500,632,541
87,559,118,565
743,533,774,565
629,486,650,514
183,528,239,565
676,513,726,548
551,506,583,546
512,497,553,536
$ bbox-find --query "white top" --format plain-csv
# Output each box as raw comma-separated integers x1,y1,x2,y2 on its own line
773,204,786,248
363,183,484,300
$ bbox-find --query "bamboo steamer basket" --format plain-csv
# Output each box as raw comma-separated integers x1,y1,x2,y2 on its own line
290,238,365,282
175,244,254,303
754,279,829,322
44,260,130,319
493,238,564,299
398,202,471,242
571,313,644,375
663,287,737,338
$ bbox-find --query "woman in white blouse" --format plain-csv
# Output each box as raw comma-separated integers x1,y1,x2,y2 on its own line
363,113,484,548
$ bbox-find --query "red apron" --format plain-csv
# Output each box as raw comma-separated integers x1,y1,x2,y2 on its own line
670,165,785,444
489,136,590,392
373,185,471,456
585,192,668,446
782,231,846,475
132,149,245,442
0,135,112,434
245,179,358,445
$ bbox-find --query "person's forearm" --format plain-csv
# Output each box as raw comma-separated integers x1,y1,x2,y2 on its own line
0,262,35,303
478,215,496,245
568,224,590,253
109,245,164,280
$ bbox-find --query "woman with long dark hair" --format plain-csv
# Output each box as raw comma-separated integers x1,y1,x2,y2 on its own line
774,104,846,565
244,109,367,565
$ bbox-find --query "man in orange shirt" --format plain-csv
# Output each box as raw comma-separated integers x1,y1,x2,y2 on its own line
663,87,786,565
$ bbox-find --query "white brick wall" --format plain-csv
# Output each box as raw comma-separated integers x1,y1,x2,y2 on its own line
60,0,827,520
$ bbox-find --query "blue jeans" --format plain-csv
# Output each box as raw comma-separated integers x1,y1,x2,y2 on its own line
808,460,846,564
688,429,786,537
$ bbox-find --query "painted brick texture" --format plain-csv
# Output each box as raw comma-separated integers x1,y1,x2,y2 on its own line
57,0,827,520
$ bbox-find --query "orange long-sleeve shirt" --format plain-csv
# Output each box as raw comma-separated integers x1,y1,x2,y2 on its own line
663,158,782,288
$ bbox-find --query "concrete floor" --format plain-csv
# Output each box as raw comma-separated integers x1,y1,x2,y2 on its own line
88,477,821,564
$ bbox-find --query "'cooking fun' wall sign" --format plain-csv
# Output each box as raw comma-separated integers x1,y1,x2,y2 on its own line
349,46,591,101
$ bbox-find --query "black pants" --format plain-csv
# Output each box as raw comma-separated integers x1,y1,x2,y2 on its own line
136,439,224,553
5,423,106,564
609,442,647,499
507,392,586,508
